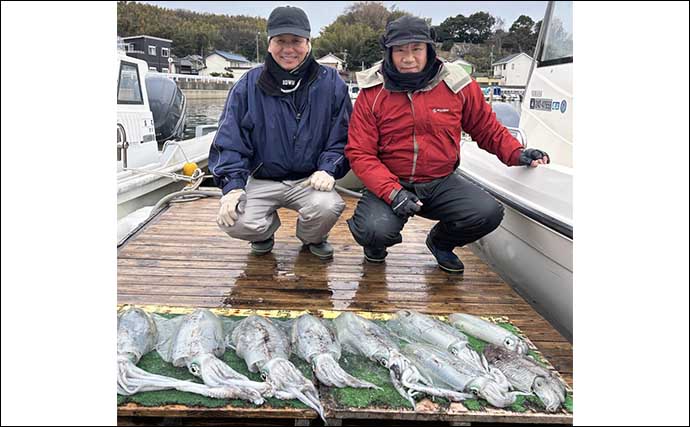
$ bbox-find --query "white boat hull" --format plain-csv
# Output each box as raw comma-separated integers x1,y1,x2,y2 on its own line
468,203,572,340
117,132,214,219
459,140,573,340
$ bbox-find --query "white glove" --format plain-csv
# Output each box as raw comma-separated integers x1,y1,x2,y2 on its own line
217,189,246,227
301,170,335,191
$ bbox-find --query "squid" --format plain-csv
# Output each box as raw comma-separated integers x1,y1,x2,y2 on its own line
226,315,326,421
153,308,269,404
386,310,511,392
449,313,529,355
333,312,475,407
484,344,567,412
289,313,380,390
117,307,244,399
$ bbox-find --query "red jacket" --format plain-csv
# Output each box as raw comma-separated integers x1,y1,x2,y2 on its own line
345,62,524,204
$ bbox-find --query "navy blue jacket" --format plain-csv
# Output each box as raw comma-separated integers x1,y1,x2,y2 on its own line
209,64,352,194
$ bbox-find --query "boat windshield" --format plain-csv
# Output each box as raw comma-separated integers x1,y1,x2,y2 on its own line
118,61,144,104
540,1,573,65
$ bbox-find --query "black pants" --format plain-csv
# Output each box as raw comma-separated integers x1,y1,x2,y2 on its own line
347,173,504,251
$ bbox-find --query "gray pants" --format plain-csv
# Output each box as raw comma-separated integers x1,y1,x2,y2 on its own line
218,177,346,244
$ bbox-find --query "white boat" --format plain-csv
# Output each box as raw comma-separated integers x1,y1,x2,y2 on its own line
458,1,573,340
117,52,218,242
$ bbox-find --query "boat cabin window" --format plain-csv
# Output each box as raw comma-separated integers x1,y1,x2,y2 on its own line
117,61,143,105
148,45,156,56
161,47,169,58
539,1,573,66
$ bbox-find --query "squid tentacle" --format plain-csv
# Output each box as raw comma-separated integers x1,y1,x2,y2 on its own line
312,354,381,390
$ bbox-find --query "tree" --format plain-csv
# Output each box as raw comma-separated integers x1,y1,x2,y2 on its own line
506,15,535,53
528,20,542,55
438,15,469,42
312,2,419,69
436,12,497,44
117,2,268,60
466,12,495,44
335,1,390,32
463,44,493,74
313,22,381,69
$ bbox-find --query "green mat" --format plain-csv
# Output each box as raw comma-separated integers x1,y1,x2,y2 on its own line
118,313,572,414
118,314,312,409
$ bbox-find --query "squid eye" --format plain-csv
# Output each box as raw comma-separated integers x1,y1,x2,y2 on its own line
380,359,388,368
190,364,200,376
260,372,268,381
471,388,479,396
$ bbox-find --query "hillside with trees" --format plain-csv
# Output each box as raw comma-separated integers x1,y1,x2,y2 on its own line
117,1,542,74
117,1,268,60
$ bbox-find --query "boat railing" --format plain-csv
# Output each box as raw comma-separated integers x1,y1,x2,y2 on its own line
195,124,218,138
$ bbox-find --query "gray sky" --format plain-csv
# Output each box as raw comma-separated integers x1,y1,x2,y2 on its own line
139,1,548,35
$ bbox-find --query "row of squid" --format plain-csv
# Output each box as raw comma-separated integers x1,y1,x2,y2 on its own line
118,307,567,422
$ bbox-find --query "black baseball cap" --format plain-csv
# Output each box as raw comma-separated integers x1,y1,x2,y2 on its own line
267,6,311,39
381,15,433,47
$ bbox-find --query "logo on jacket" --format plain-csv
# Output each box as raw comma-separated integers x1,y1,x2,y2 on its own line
282,79,296,86
432,108,450,113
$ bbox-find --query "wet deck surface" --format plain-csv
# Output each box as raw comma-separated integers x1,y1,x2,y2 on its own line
117,195,572,388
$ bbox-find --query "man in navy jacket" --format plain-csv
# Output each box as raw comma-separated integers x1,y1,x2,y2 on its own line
209,5,351,259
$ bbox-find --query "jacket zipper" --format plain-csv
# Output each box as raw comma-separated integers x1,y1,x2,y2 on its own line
407,92,418,182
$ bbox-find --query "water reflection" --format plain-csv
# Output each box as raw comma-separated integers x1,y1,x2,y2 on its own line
182,97,226,139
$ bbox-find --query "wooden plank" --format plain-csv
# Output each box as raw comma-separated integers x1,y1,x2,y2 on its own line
116,268,513,287
117,403,316,419
117,193,574,422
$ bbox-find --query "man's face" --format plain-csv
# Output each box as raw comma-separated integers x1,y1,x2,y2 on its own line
391,42,428,73
268,34,309,70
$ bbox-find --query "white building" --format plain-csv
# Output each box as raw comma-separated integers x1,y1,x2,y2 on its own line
316,53,345,71
201,50,258,79
492,52,533,87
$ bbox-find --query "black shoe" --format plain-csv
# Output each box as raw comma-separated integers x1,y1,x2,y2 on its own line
305,241,334,260
251,235,274,255
364,246,387,263
425,235,464,273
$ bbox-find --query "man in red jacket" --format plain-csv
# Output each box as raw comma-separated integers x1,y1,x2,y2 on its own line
345,16,550,273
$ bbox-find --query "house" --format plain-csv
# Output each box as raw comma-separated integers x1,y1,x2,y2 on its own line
172,57,193,75
316,53,345,71
122,35,173,73
492,52,533,87
185,55,206,74
170,55,205,75
201,50,256,79
451,57,474,75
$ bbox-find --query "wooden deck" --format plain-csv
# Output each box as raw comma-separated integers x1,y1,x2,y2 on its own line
117,195,573,424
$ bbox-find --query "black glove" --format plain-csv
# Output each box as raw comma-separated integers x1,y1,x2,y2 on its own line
391,189,421,218
519,148,550,166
